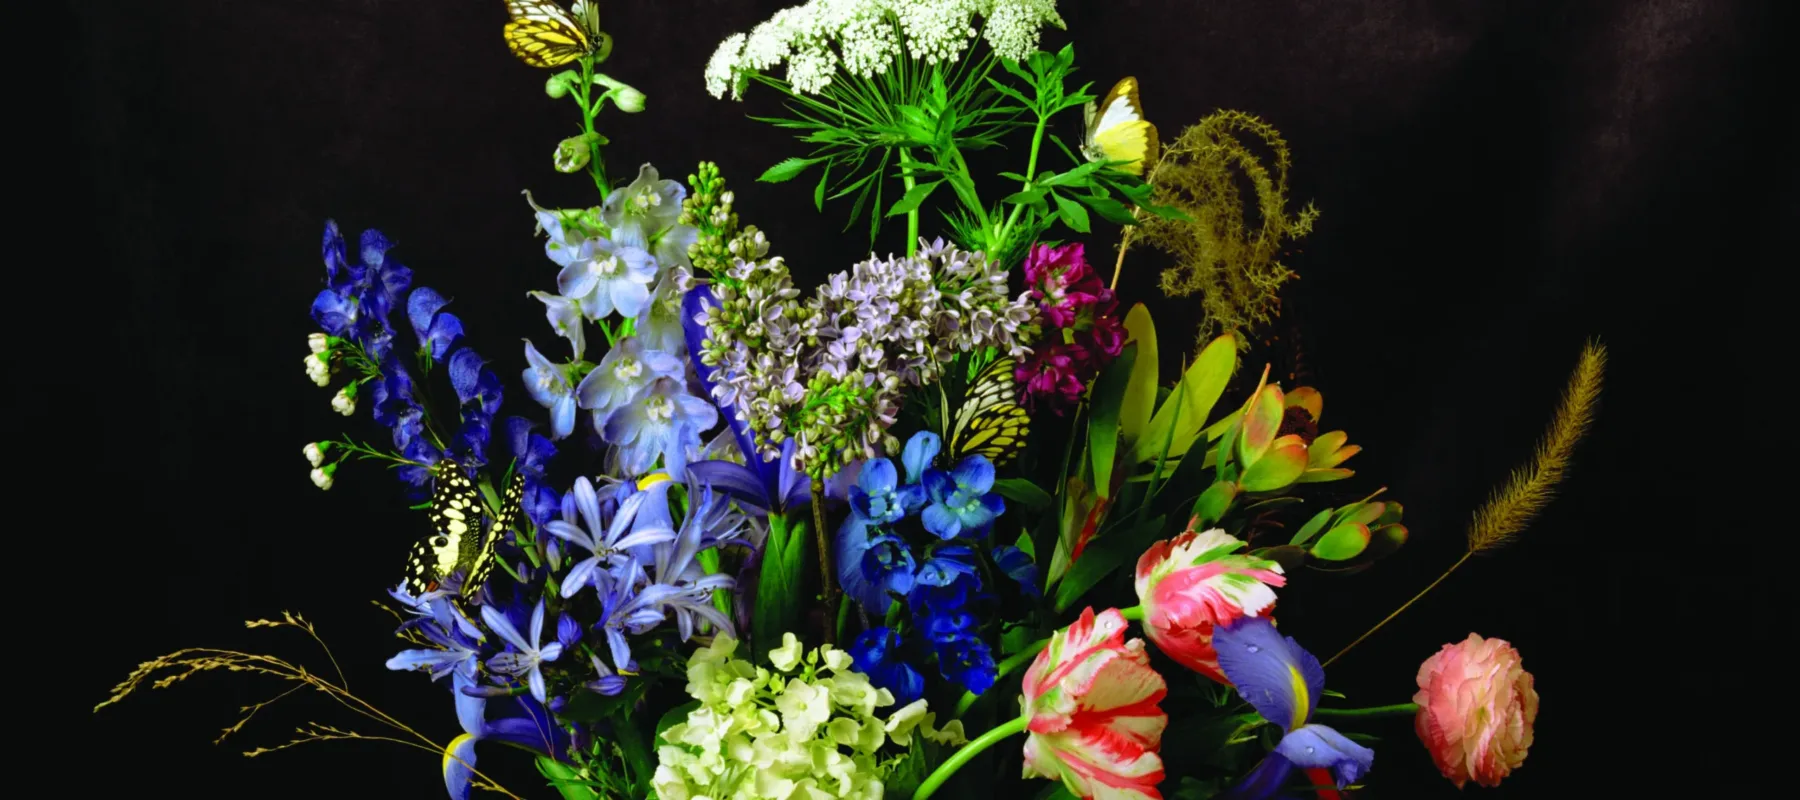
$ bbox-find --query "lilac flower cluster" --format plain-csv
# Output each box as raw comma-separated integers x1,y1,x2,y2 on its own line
303,222,505,496
690,219,1039,479
831,431,1040,704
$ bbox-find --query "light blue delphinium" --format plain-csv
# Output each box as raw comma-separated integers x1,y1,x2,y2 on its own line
521,340,579,440
602,375,718,477
528,290,585,360
603,163,696,269
554,234,658,321
634,268,691,356
575,335,683,424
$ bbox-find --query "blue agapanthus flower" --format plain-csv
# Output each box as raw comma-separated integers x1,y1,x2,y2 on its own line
1214,617,1375,799
480,600,563,705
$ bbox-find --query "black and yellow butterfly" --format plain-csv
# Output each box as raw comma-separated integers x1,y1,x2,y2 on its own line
503,0,612,69
945,355,1030,467
404,459,525,599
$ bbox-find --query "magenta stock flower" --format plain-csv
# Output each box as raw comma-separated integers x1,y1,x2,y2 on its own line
1019,607,1168,800
1134,527,1287,683
1413,633,1539,789
1016,242,1127,414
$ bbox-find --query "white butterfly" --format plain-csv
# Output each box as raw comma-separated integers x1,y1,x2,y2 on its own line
1082,76,1160,176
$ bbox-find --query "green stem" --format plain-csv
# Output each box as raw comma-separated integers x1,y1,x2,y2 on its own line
915,716,1030,800
1312,703,1420,719
898,146,919,258
578,57,610,201
811,478,839,644
993,112,1048,250
1119,605,1144,622
954,637,1049,717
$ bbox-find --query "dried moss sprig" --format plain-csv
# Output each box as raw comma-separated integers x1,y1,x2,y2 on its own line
1322,340,1607,667
94,611,523,799
1117,110,1319,357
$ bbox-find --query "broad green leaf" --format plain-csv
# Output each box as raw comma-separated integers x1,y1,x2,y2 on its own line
1088,343,1137,498
758,156,826,183
813,162,829,211
1003,187,1047,205
1135,333,1238,464
1053,513,1166,612
1364,524,1409,559
886,179,942,217
1053,192,1090,233
1251,544,1307,573
1310,523,1372,561
1191,480,1238,528
994,477,1054,512
752,513,807,656
1119,305,1158,446
1014,528,1035,558
1080,192,1138,225
1237,383,1286,469
1237,439,1308,492
1289,507,1335,547
537,756,600,799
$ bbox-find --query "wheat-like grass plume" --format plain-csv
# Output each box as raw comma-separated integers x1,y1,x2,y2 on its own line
1467,339,1608,554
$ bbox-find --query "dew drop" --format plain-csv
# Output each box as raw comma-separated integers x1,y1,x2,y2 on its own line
1246,645,1260,653
1306,746,1316,754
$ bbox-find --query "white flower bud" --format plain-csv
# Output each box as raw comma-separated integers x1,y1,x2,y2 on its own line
310,465,335,490
304,353,331,387
308,332,330,353
303,442,325,467
331,386,357,416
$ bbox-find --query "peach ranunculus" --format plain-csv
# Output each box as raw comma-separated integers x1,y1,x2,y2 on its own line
1412,633,1539,789
1133,527,1286,682
1020,607,1169,800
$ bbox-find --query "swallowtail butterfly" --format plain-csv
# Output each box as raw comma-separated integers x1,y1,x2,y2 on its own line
403,459,524,599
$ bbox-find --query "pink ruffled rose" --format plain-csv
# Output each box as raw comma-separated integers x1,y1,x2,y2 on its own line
1133,527,1286,683
1020,607,1168,800
1413,633,1539,789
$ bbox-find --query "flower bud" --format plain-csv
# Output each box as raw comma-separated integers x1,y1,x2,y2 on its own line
553,135,592,174
310,464,336,491
304,442,327,467
592,73,644,113
544,69,577,99
331,384,358,416
308,332,330,354
304,353,332,387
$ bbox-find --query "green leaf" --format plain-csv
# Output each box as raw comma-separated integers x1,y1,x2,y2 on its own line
1088,343,1137,498
758,156,826,183
1053,513,1166,612
1238,441,1308,492
1311,523,1372,561
1237,384,1286,468
1053,192,1091,233
1136,334,1238,464
1251,544,1307,573
1119,305,1158,446
537,756,600,800
1003,187,1048,205
1191,480,1238,528
886,179,943,217
1041,159,1108,188
1079,192,1139,225
1289,507,1336,547
751,513,807,656
994,477,1054,512
813,161,830,211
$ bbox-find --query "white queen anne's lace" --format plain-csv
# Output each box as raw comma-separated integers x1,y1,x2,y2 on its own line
705,0,1065,99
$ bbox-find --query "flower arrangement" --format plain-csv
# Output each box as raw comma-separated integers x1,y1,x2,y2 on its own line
96,2,1604,798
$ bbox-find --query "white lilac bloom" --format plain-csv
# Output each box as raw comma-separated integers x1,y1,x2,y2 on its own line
521,340,580,440
575,335,684,423
602,376,718,478
553,234,658,321
704,0,1067,99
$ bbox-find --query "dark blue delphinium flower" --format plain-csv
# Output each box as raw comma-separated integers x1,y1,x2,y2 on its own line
920,455,1005,539
480,600,563,705
312,222,410,362
449,347,504,464
849,627,925,706
860,533,918,604
406,286,465,362
936,633,997,695
501,417,560,529
849,458,926,524
992,544,1041,598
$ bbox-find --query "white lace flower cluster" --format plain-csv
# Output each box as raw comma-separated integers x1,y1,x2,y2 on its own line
705,0,1065,99
653,633,965,800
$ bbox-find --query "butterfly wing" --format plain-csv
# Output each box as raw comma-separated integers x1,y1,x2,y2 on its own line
1086,77,1159,176
463,470,525,599
504,0,591,68
949,356,1030,467
405,459,482,595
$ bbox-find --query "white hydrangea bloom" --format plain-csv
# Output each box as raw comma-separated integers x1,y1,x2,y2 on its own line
655,633,932,799
704,0,1065,99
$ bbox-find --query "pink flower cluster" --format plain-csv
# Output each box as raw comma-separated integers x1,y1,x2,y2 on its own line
1014,243,1126,413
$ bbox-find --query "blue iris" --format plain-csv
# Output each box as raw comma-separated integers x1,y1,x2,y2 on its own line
1213,617,1376,798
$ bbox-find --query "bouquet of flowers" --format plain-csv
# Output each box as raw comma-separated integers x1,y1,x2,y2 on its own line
99,3,1605,798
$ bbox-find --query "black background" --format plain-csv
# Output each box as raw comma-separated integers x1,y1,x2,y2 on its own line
71,1,1786,797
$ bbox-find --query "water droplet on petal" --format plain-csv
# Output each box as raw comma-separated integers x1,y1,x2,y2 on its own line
1246,645,1260,653
1306,746,1316,754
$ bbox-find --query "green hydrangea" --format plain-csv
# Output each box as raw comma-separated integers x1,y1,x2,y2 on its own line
654,633,966,799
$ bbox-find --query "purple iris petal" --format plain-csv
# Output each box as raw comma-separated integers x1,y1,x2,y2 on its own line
682,286,772,486
686,460,770,512
1274,724,1375,786
1214,616,1327,732
902,431,941,484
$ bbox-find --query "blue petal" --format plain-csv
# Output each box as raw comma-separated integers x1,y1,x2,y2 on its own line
1214,617,1326,731
426,313,465,360
992,545,1041,597
920,503,962,539
321,220,348,281
858,458,898,495
386,647,471,675
682,286,776,491
479,604,533,653
442,733,478,800
1218,753,1298,800
834,516,889,613
486,696,570,758
527,666,547,704
360,228,392,268
452,672,487,737
687,460,770,513
551,393,577,441
1275,724,1375,787
407,286,450,342
902,431,941,484
894,483,929,513
951,456,995,494
449,349,488,405
310,289,355,337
